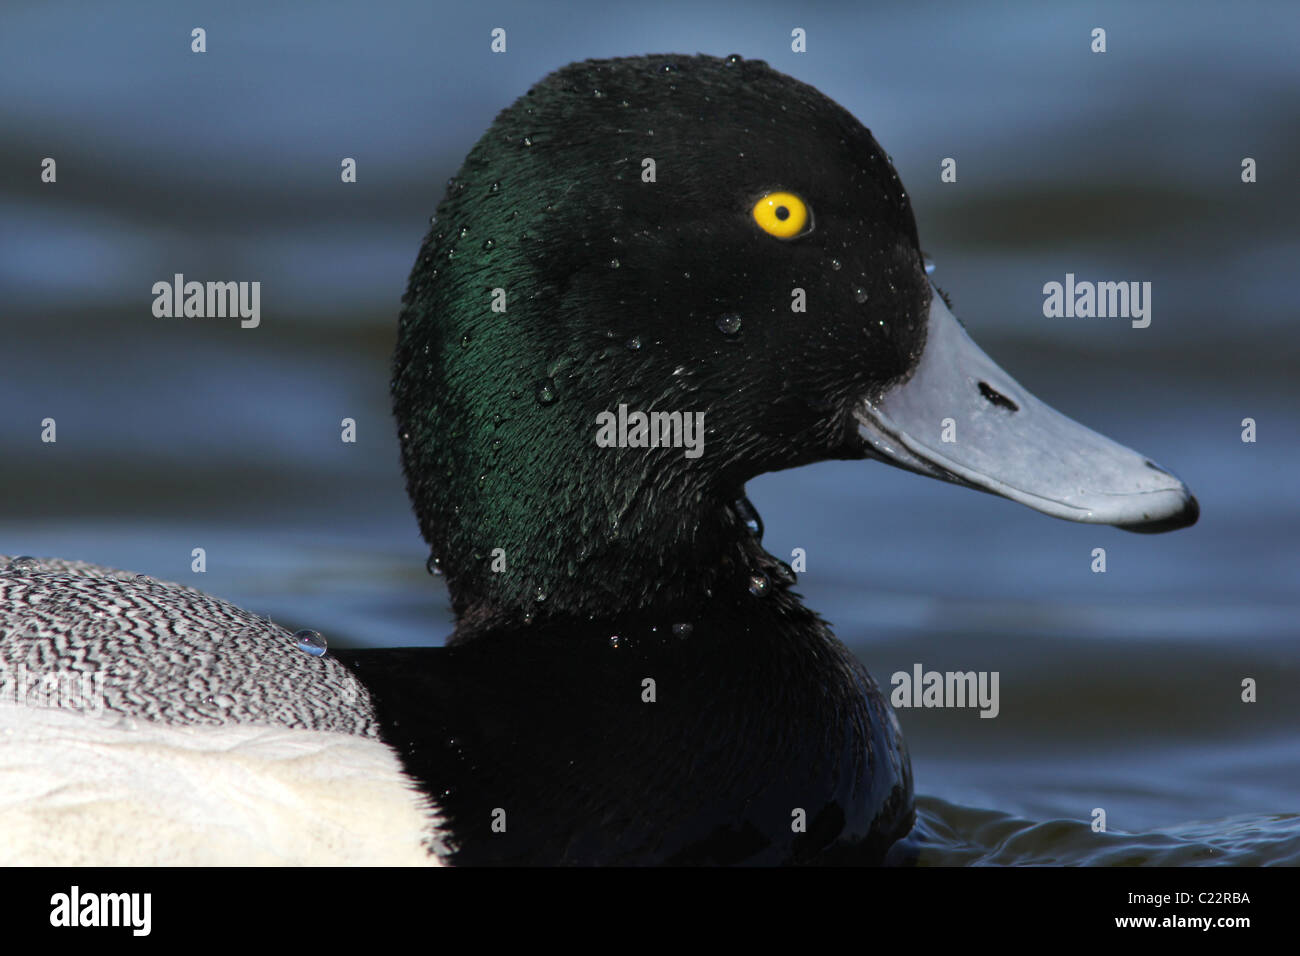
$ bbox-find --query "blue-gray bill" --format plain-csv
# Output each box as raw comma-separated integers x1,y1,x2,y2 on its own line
854,285,1199,533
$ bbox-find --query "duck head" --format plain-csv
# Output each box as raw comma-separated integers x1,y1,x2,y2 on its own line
393,54,1197,636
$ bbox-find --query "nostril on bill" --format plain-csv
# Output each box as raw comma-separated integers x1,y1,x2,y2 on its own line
977,381,1019,412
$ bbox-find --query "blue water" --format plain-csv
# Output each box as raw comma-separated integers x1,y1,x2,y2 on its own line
2,0,1297,864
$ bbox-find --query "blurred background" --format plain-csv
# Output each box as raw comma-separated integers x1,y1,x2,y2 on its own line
2,0,1297,863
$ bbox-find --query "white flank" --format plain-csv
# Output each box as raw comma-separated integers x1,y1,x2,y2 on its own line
0,704,442,866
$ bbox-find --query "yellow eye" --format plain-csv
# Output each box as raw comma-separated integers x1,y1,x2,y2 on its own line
751,191,810,239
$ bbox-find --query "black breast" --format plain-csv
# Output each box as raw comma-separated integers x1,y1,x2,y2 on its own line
336,592,913,866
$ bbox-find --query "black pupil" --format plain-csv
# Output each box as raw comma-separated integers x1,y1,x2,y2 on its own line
775,205,790,221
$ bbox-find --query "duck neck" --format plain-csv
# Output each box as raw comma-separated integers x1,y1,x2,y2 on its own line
444,491,794,643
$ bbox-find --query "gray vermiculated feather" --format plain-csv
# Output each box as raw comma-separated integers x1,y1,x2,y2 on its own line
0,556,378,736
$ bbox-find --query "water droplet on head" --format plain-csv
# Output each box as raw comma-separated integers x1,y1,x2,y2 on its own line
625,335,642,351
295,629,328,657
726,54,743,65
853,287,869,304
609,258,620,269
748,573,770,597
831,259,842,271
537,380,557,404
609,635,621,649
923,254,936,275
6,556,38,572
534,587,547,603
426,555,444,576
672,622,694,638
489,182,500,194
735,497,764,538
482,239,495,251
134,574,154,586
460,334,472,348
521,135,533,147
716,313,742,335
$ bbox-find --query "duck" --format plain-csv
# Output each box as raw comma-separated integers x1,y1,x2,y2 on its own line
0,53,1197,866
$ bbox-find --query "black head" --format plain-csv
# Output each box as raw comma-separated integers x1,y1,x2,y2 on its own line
393,54,932,634
393,53,1197,637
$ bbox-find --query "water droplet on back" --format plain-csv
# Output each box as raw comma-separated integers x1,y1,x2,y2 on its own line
748,573,770,597
853,287,869,304
6,556,38,572
672,622,694,638
426,555,444,576
295,629,328,657
537,381,557,404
